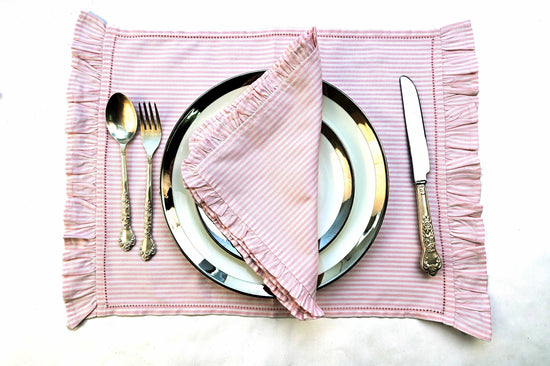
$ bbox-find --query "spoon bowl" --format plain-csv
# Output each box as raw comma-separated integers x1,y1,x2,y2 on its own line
105,92,138,251
106,92,138,145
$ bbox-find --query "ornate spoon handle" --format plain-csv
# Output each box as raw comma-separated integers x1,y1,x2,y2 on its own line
139,157,156,261
119,145,136,251
415,182,441,276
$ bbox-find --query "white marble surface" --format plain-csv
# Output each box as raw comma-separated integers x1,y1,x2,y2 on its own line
1,0,548,364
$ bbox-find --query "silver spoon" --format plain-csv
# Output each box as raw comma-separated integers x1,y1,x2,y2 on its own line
105,92,138,251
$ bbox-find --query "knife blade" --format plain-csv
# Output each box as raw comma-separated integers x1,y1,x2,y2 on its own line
399,75,442,276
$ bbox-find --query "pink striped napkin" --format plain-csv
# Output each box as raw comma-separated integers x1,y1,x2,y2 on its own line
180,29,323,319
63,11,491,340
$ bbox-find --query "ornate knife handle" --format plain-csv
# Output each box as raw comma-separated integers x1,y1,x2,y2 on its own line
119,146,136,251
415,182,442,276
139,157,156,261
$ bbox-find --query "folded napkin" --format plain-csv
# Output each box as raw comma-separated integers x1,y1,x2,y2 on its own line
180,29,323,319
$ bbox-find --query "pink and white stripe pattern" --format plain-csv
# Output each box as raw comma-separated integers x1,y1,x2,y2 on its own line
63,11,491,340
181,28,323,319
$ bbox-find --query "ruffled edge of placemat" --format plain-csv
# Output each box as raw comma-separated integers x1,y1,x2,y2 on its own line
63,12,105,329
439,22,491,341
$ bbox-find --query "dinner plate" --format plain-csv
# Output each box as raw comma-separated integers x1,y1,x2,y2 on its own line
160,71,388,297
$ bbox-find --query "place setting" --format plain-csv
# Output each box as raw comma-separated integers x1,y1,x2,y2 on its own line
63,11,491,340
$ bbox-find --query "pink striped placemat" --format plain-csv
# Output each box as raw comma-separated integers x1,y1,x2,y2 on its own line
63,11,491,340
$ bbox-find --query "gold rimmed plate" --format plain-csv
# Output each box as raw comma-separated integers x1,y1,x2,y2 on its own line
160,71,388,297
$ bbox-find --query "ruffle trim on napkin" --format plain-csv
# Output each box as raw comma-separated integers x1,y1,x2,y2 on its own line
186,29,318,155
440,22,491,341
182,28,324,320
63,12,105,329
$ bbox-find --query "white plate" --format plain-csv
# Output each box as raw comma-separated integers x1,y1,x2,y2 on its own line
160,71,388,297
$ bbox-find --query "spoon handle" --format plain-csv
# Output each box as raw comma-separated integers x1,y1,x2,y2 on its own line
119,146,136,251
139,157,156,261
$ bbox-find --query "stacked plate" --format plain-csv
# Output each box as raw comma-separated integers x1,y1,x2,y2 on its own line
160,71,388,297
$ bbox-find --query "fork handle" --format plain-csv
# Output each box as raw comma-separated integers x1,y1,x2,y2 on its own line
140,156,156,261
119,145,136,251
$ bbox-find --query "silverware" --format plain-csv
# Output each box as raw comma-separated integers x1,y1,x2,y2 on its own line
105,93,138,251
399,76,442,276
137,102,162,261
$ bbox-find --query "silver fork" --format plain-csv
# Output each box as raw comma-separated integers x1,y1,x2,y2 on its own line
137,102,162,261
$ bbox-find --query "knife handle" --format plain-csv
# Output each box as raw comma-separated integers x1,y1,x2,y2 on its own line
415,182,442,276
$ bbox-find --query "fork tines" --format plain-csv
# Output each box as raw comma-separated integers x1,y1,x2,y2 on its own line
138,102,160,130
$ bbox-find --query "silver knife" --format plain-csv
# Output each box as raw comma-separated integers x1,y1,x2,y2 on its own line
399,75,442,276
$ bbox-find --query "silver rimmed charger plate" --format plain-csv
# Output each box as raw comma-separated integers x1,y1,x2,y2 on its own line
160,71,388,297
